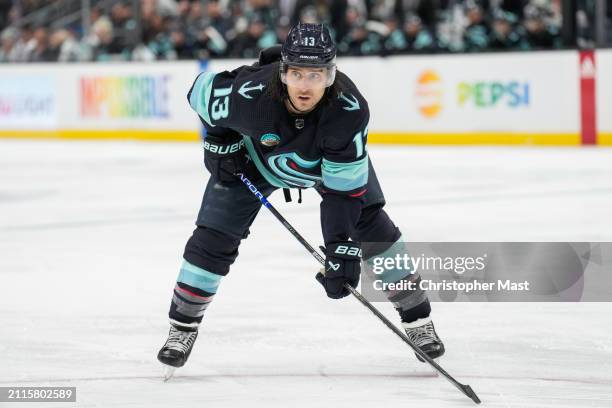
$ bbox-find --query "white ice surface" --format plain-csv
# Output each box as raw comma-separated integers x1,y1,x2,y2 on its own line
1,140,611,408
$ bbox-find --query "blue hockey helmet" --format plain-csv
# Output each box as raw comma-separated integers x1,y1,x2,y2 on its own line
280,23,337,87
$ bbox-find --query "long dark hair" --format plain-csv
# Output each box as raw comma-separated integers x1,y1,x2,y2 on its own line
265,61,351,108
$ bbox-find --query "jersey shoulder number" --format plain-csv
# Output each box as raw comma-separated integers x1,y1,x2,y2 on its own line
187,65,270,129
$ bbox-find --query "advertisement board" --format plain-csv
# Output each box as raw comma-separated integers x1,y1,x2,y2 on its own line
0,62,201,141
1,52,608,145
338,52,581,144
0,71,57,129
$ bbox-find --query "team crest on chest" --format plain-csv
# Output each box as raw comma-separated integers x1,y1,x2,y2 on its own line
260,133,281,147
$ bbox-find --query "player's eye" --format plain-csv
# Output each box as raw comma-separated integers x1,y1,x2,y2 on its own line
290,71,302,80
307,72,321,81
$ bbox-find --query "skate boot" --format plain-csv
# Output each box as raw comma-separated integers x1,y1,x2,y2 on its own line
402,316,445,362
157,325,198,368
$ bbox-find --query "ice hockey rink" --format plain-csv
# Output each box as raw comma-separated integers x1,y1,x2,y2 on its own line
1,139,611,407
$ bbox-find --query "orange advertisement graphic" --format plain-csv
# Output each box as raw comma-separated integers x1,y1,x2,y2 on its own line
415,70,443,118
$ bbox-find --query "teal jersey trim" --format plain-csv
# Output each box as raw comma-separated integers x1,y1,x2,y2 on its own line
178,260,223,294
242,136,291,188
322,154,369,191
364,235,413,284
189,71,216,127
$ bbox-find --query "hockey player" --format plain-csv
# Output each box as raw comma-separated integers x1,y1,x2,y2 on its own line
157,23,444,371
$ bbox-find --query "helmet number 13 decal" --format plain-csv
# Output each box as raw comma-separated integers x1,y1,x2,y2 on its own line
302,37,315,46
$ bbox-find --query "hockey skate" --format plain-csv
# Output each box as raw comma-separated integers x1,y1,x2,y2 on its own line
157,325,198,380
402,316,445,362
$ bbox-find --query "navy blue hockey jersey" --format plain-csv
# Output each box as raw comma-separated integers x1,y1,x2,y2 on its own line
187,62,370,243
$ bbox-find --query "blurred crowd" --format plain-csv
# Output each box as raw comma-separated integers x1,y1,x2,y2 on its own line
1,0,568,63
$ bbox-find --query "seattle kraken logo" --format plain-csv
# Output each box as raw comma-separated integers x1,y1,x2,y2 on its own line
338,92,360,111
260,133,281,147
238,81,265,99
267,152,322,188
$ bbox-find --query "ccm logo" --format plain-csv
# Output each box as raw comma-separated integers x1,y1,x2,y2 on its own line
334,245,362,257
204,140,244,155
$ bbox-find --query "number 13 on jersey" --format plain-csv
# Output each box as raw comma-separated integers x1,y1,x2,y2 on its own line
211,85,232,121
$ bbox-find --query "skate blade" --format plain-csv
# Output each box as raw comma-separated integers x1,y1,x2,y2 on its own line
163,366,176,382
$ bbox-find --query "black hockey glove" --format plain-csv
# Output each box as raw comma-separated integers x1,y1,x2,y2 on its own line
258,45,281,66
203,134,248,183
315,241,362,299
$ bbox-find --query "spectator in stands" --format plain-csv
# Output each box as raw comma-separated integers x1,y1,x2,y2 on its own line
82,16,128,61
380,16,407,55
295,4,318,24
489,9,523,50
435,1,467,52
368,0,397,22
0,27,16,62
203,0,235,39
165,0,193,59
229,14,275,59
49,28,80,62
7,23,35,62
28,26,56,62
0,0,571,61
144,15,177,60
339,23,385,56
522,4,561,49
176,0,191,27
402,14,436,53
155,0,179,18
168,24,193,59
88,6,104,31
291,0,348,40
337,6,366,55
245,0,279,30
191,0,233,58
275,15,291,44
462,1,490,52
110,1,138,53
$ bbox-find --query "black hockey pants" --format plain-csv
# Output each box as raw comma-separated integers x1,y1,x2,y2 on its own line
168,159,430,326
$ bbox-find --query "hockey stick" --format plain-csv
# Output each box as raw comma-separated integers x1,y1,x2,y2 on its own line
236,173,481,404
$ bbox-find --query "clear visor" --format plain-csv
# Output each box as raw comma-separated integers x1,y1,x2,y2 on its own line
281,65,336,89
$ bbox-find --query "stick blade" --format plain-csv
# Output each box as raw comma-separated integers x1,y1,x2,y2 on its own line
462,384,481,404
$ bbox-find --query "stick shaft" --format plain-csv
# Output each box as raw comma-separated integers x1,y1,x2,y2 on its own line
236,173,481,404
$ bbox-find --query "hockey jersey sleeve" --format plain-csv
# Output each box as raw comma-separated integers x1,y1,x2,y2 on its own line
319,93,370,196
319,95,370,245
187,66,255,134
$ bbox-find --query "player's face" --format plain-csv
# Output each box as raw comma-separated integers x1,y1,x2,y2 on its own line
285,66,327,113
